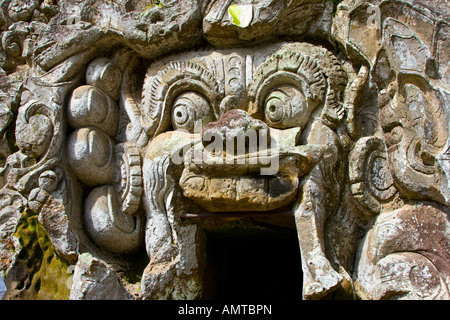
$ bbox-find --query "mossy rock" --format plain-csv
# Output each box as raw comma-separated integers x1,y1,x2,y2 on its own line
4,209,72,300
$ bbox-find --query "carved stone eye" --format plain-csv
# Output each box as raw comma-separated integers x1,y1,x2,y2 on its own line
265,93,285,123
171,91,213,132
172,104,189,126
264,85,308,129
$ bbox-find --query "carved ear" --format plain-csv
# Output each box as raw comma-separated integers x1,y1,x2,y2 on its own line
349,136,398,219
114,142,142,216
141,60,222,138
248,50,326,119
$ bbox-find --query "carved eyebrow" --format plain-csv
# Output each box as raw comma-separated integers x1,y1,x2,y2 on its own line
267,88,289,98
174,95,197,106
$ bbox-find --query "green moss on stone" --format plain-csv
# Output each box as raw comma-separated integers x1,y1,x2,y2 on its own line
10,209,72,300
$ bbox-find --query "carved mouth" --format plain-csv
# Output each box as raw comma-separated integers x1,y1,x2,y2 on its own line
184,148,284,175
179,153,308,212
174,109,318,212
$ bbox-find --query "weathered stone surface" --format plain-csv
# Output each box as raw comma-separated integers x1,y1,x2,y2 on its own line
84,185,144,254
0,0,449,301
67,128,115,186
3,207,71,300
202,0,334,46
0,188,25,275
36,169,78,264
70,253,134,300
334,0,450,300
355,203,450,300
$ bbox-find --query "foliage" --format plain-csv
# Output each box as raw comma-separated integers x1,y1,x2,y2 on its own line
228,4,253,28
331,0,344,14
146,0,163,10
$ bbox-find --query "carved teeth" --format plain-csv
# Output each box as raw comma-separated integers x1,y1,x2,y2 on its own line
179,172,298,212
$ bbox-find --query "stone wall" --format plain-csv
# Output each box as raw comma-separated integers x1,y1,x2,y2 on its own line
0,0,449,300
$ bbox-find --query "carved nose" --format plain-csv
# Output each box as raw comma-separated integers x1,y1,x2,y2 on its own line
201,109,270,152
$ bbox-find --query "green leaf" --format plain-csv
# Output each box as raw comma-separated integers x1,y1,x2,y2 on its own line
228,4,253,28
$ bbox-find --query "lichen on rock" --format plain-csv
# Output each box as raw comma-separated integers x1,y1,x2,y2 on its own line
3,208,71,300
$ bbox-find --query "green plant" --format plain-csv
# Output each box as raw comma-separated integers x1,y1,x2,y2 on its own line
331,0,344,15
145,0,163,10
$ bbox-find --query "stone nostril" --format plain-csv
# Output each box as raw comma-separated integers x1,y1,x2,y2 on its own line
200,109,272,155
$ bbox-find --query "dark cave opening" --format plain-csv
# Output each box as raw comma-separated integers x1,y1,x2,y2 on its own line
204,226,303,300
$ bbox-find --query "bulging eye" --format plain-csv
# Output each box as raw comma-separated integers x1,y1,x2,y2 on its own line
171,91,213,132
265,96,284,123
173,104,189,126
264,85,308,129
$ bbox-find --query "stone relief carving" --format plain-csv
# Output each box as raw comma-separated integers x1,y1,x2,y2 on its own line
337,0,450,300
0,0,448,301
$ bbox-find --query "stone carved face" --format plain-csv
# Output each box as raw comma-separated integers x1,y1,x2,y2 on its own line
142,42,345,213
380,78,448,200
3,0,449,302
346,4,450,301
64,41,347,299
132,42,348,299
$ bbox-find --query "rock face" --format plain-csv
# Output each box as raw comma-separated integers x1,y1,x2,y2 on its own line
70,253,134,300
0,0,449,300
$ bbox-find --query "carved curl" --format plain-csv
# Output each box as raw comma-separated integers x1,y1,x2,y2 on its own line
349,136,397,219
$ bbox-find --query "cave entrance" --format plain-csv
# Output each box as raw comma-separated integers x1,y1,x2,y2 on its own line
203,226,303,300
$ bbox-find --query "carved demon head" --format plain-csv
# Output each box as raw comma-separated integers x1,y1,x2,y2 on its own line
62,41,348,299
141,43,346,213
5,0,449,302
